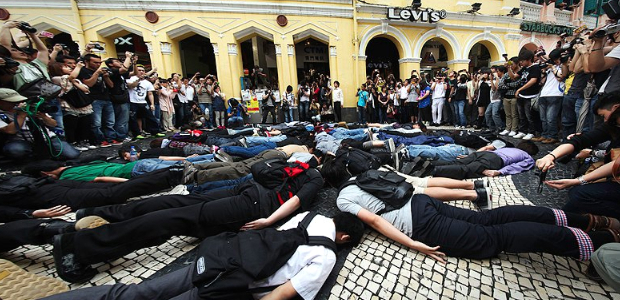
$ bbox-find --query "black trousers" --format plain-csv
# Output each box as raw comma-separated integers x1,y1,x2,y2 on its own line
41,262,200,300
63,114,93,144
410,194,589,259
565,181,620,220
261,106,277,124
432,151,503,179
0,219,72,252
517,97,535,134
334,102,342,122
71,183,269,265
10,168,178,210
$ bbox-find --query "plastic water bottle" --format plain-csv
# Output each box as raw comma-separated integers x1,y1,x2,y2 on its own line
129,146,138,162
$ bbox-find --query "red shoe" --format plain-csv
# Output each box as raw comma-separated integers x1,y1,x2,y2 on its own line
110,140,122,145
100,141,111,148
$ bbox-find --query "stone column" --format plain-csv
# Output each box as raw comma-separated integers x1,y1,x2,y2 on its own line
399,58,421,80
227,43,242,99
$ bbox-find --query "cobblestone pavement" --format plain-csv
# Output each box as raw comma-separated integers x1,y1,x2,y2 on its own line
1,129,619,299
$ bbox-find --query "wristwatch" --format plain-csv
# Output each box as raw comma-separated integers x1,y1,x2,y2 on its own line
577,176,588,185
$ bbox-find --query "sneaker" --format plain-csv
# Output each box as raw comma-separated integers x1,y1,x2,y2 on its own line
86,143,97,150
386,138,395,153
211,145,219,154
543,138,559,144
474,187,491,210
473,179,488,190
169,184,189,195
366,129,373,141
215,150,232,163
72,143,88,151
122,137,133,143
99,141,111,148
156,132,166,137
239,137,248,148
530,136,545,142
141,131,151,137
508,131,517,136
52,234,97,283
513,132,526,139
75,216,109,231
499,130,509,136
522,133,534,140
40,220,76,244
135,135,146,139
182,161,198,184
110,140,122,146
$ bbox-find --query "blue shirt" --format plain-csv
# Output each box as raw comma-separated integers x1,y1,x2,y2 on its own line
227,105,242,117
357,90,369,107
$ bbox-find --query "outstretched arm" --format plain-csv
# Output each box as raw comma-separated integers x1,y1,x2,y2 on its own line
241,196,300,230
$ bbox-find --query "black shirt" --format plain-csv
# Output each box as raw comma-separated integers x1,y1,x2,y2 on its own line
518,64,542,97
568,72,590,94
140,148,185,159
78,68,110,100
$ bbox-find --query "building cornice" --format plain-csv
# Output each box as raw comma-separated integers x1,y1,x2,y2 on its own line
2,0,71,9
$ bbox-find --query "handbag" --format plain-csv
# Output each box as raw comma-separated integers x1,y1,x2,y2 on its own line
17,63,61,99
63,88,93,108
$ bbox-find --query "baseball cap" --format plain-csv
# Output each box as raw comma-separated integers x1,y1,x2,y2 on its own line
0,88,28,102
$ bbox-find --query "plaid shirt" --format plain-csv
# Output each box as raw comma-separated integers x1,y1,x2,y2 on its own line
498,74,521,99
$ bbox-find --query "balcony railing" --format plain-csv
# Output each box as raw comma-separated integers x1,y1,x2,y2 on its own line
555,9,573,26
583,15,598,28
521,1,542,22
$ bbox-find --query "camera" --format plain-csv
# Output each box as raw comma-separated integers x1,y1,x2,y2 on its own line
59,43,69,50
591,22,620,39
101,67,113,75
92,44,104,51
17,22,37,34
21,97,59,114
2,57,20,68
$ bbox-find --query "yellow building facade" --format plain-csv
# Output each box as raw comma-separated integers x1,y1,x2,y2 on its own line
3,0,523,108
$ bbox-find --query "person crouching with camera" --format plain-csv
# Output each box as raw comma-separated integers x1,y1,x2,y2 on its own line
0,88,80,160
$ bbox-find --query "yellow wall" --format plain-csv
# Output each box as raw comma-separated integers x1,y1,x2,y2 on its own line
3,0,523,107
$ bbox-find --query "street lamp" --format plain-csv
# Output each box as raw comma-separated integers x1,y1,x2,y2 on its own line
507,8,520,16
411,0,422,9
467,3,482,14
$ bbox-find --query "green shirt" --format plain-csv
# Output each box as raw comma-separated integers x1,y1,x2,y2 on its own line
59,161,137,181
13,59,50,91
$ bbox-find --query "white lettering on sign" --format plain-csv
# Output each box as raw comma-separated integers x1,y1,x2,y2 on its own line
387,8,447,23
114,36,133,46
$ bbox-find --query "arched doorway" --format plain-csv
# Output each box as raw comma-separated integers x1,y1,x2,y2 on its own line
114,33,152,69
295,38,329,85
420,39,449,76
468,43,491,72
179,35,217,77
365,37,400,81
240,36,278,89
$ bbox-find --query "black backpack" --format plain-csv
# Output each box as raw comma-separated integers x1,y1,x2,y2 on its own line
191,212,336,299
250,158,310,204
335,147,382,176
340,169,414,214
0,174,53,199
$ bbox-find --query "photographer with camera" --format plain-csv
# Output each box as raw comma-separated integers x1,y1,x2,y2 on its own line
126,65,163,139
105,51,133,142
227,98,245,128
0,21,50,90
261,85,277,124
77,53,120,147
537,49,568,144
0,46,19,88
588,20,620,96
0,88,79,160
513,50,542,140
196,74,215,129
561,36,592,140
298,81,311,122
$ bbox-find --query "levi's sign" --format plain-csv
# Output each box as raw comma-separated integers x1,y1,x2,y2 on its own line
387,8,447,23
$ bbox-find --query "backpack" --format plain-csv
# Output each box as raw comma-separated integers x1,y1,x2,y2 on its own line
191,212,336,299
340,169,414,214
0,174,54,198
250,158,310,205
335,147,382,176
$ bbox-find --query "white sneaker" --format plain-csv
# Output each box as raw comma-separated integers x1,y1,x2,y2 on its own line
499,130,509,136
522,133,534,140
513,132,526,139
86,143,98,149
508,131,517,136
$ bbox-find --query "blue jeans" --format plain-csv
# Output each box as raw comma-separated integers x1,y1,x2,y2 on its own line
406,144,470,162
484,101,504,132
227,116,243,127
451,100,466,126
357,106,366,124
562,92,581,139
113,103,130,140
131,154,214,177
299,101,310,121
48,98,64,136
284,107,294,123
245,135,287,147
538,96,562,139
2,139,80,160
331,128,368,141
91,100,118,143
199,103,213,128
220,142,276,158
188,174,253,195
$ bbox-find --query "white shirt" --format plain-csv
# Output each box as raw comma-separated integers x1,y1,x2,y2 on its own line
490,80,501,103
599,45,620,94
127,76,155,104
185,85,195,102
332,88,343,103
399,85,409,99
540,65,564,97
249,212,337,300
432,82,446,99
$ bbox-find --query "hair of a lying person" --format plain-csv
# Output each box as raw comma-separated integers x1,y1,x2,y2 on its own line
320,155,351,188
516,140,539,156
333,212,366,246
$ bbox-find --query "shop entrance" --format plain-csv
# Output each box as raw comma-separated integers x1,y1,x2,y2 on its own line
179,35,217,78
467,43,492,72
114,33,152,69
365,37,400,81
295,38,330,85
420,39,449,77
240,36,279,90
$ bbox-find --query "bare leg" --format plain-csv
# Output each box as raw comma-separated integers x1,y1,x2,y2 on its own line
424,187,477,201
427,177,475,190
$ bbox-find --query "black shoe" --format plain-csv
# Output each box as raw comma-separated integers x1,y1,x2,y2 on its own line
41,220,76,244
473,179,488,190
75,208,95,221
474,187,491,210
52,234,97,283
585,262,604,282
167,167,185,186
215,150,232,163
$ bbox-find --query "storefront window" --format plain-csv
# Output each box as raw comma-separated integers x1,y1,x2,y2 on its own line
365,37,400,80
468,43,491,72
179,35,217,78
420,40,448,75
295,38,329,84
240,36,278,90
